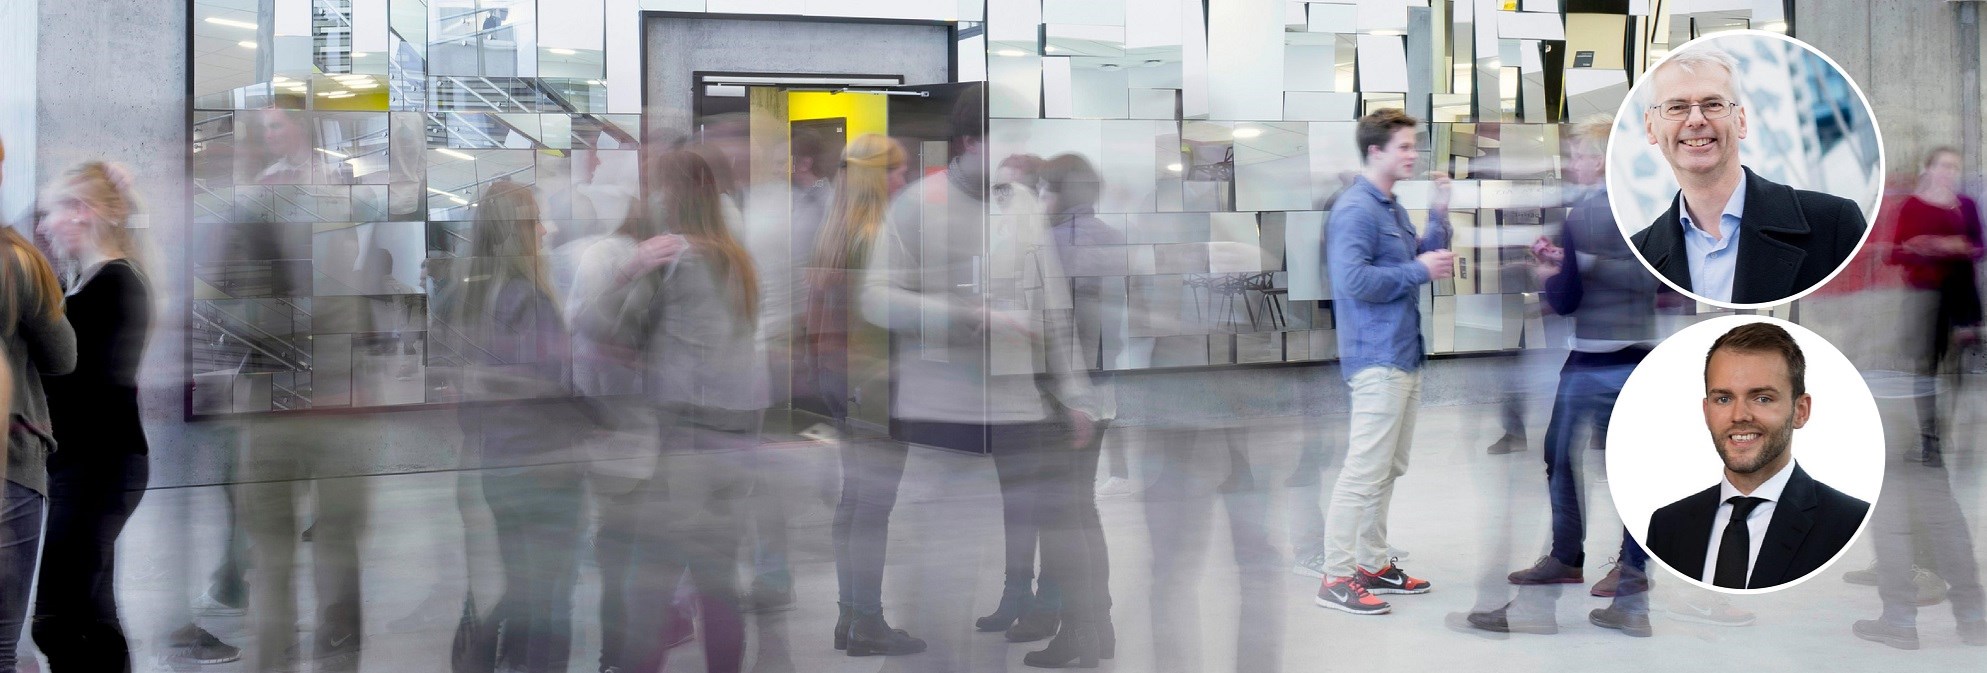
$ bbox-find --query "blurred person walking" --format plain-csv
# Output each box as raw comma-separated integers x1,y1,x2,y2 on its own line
1886,146,1984,467
801,134,929,655
0,135,78,673
1467,117,1660,637
29,162,155,670
441,179,587,673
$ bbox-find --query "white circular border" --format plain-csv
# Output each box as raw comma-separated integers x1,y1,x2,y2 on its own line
1603,29,1887,311
1605,315,1884,595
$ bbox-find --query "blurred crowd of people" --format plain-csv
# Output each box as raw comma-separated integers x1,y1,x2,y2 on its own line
0,83,1981,672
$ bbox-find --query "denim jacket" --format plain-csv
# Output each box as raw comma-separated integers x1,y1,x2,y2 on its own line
1326,176,1449,381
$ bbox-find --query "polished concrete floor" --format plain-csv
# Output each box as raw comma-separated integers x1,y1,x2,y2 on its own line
72,385,1987,672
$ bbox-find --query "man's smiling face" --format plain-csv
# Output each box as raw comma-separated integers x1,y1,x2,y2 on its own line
1645,63,1748,179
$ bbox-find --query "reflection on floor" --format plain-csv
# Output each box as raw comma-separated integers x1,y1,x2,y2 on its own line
91,392,1987,671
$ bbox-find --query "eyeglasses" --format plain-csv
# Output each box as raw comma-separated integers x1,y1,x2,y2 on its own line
1652,99,1738,121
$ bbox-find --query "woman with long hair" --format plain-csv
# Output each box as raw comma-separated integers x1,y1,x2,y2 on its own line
27,161,151,671
446,178,587,672
566,178,690,672
804,134,927,656
0,136,77,673
647,148,766,673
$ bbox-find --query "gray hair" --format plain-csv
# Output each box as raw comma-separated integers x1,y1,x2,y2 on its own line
1651,45,1744,106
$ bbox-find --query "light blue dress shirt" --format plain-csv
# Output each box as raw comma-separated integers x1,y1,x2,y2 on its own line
1677,177,1748,302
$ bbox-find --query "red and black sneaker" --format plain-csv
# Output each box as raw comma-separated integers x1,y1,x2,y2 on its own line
1315,576,1392,615
1356,558,1432,595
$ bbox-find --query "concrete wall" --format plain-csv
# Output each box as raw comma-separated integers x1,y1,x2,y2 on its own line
0,1,34,222
641,15,952,133
1795,0,1987,186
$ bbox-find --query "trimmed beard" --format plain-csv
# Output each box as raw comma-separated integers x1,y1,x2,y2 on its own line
1714,415,1795,475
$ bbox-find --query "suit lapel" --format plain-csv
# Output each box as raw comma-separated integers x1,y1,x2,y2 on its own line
1645,199,1695,293
1673,486,1723,581
1732,168,1809,304
1751,465,1819,588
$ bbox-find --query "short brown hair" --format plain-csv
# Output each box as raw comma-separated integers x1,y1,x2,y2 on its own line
1356,108,1418,164
1706,322,1807,398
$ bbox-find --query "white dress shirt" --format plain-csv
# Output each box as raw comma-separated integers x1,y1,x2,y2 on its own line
1699,458,1797,586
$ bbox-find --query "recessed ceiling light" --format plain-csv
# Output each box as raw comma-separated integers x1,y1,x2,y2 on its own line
315,147,350,159
326,92,355,98
204,17,258,30
238,41,257,49
436,148,475,161
548,48,577,56
315,91,342,97
346,82,378,89
1231,127,1263,139
351,52,368,58
1166,163,1183,172
995,49,1027,57
272,76,290,84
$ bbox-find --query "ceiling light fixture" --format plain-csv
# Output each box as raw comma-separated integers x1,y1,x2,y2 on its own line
995,49,1027,57
548,48,577,56
436,148,476,161
351,52,368,58
1231,127,1263,139
1166,163,1184,172
315,148,350,159
238,41,257,49
204,17,258,30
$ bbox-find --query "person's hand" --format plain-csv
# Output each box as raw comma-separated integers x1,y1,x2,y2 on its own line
1529,237,1563,284
1428,171,1453,212
623,234,688,279
1067,408,1097,449
1417,249,1457,281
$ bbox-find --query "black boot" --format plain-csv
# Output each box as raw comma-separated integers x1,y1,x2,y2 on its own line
976,588,1027,632
1022,618,1098,669
833,604,852,651
846,612,926,657
1006,602,1061,643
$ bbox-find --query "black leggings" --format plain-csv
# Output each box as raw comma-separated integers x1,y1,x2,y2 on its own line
32,452,149,673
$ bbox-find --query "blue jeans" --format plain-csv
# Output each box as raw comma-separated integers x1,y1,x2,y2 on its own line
0,481,46,671
1541,350,1650,610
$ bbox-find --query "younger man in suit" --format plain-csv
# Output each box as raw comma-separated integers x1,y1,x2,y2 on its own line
1644,321,1869,590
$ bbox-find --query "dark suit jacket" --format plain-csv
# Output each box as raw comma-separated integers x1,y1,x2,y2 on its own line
1631,166,1866,305
1645,464,1870,589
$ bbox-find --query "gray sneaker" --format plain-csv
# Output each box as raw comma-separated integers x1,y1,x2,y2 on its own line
1853,620,1920,650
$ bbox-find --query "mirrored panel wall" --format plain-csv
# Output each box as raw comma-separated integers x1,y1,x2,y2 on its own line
984,0,1794,372
191,0,631,415
189,0,1792,414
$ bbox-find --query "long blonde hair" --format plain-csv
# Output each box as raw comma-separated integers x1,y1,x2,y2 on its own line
811,134,906,273
46,161,147,277
0,135,63,335
651,150,758,325
449,178,555,330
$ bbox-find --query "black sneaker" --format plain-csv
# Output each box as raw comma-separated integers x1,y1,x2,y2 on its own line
1315,577,1391,615
167,624,242,665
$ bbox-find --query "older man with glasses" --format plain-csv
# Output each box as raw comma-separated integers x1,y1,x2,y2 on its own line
1629,45,1866,306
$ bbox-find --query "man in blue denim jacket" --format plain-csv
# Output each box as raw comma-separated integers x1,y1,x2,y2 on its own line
1314,109,1454,616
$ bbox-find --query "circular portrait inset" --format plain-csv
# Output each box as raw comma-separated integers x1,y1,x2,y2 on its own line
1607,31,1883,309
1607,315,1882,594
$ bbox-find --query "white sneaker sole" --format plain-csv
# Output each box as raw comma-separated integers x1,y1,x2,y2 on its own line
1366,585,1431,595
1314,595,1392,615
1292,566,1325,579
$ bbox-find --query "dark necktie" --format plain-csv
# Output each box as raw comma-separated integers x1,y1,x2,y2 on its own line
1713,496,1769,589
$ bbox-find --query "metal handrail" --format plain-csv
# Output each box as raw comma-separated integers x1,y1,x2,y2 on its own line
193,310,311,373
195,302,312,361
